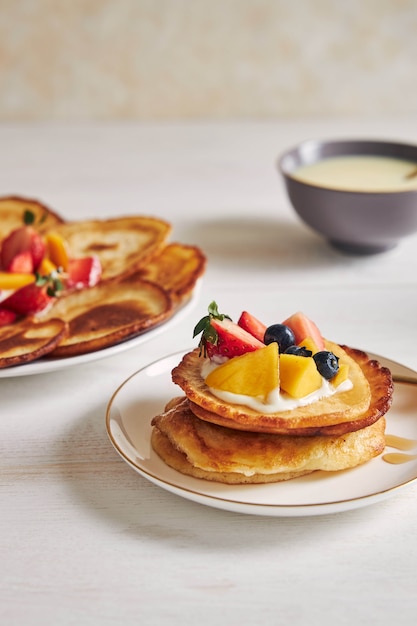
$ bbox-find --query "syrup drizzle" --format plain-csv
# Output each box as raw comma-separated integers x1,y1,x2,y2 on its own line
383,434,417,464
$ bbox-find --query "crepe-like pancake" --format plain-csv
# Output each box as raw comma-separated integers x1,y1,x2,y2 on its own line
42,277,173,357
151,397,386,484
0,195,64,241
172,342,393,436
0,199,207,366
135,242,206,303
52,216,171,282
0,317,68,367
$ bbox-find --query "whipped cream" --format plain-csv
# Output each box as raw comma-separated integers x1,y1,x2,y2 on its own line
201,358,353,414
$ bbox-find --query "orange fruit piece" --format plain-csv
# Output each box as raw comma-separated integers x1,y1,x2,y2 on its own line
45,232,70,271
205,343,279,400
0,271,36,290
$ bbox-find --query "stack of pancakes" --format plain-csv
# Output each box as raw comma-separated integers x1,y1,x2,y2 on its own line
0,196,206,367
151,341,393,484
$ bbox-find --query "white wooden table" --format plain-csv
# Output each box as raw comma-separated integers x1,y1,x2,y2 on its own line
1,118,417,625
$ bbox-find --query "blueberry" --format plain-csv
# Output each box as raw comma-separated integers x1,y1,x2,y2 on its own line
285,345,313,357
264,324,296,352
313,351,339,379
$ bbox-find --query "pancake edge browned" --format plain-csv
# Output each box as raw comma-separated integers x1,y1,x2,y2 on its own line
0,317,68,368
172,344,393,436
133,242,207,303
46,278,174,357
151,397,386,484
151,427,315,484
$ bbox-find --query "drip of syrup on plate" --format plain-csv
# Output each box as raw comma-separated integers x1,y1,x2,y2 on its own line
383,434,417,464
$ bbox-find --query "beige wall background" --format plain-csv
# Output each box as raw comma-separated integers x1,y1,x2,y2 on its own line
1,0,416,121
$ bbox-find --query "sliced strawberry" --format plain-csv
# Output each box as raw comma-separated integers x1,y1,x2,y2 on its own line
206,317,264,358
282,311,325,350
66,256,102,289
237,310,267,343
1,282,54,316
7,250,34,274
0,307,17,326
1,225,45,271
29,230,46,269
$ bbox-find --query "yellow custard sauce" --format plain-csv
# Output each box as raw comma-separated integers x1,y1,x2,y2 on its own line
293,155,417,192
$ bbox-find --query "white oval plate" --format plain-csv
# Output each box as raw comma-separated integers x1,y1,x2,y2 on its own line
106,351,417,517
0,290,199,378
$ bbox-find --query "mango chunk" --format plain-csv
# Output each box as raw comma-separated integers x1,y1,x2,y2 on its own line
331,362,349,387
0,271,35,290
298,336,320,355
205,343,279,400
38,257,57,276
279,354,322,398
45,232,70,271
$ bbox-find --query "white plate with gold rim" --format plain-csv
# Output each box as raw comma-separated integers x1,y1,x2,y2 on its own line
106,351,417,517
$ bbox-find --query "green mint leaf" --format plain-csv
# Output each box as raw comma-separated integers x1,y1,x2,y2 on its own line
23,209,35,225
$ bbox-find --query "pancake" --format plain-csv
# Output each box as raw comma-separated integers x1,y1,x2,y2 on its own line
0,195,64,241
52,216,172,282
42,277,173,357
0,200,206,365
0,317,68,367
134,242,206,303
151,397,386,484
171,342,393,436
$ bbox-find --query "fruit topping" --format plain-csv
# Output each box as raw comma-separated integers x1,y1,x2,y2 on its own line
38,257,57,276
7,250,34,274
66,256,102,289
298,336,320,355
1,273,63,316
0,210,46,273
237,310,267,342
331,362,349,387
194,301,263,358
194,303,349,403
205,343,279,400
0,308,17,327
284,345,312,357
313,350,339,380
45,232,70,271
264,323,296,353
0,271,36,290
283,311,325,351
279,353,322,399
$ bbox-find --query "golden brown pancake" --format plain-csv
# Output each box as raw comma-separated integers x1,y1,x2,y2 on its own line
0,195,64,241
43,277,173,357
172,341,393,436
0,317,68,367
52,216,172,282
151,397,386,484
134,242,206,303
0,200,206,365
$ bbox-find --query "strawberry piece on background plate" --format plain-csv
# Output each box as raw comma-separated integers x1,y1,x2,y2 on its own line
1,281,54,316
1,225,46,272
7,250,34,274
66,256,102,289
0,308,17,326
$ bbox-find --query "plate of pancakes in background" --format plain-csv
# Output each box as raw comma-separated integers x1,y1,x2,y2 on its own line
0,196,206,377
106,348,417,517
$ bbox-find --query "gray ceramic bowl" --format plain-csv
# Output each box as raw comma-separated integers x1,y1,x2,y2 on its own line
279,139,417,254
